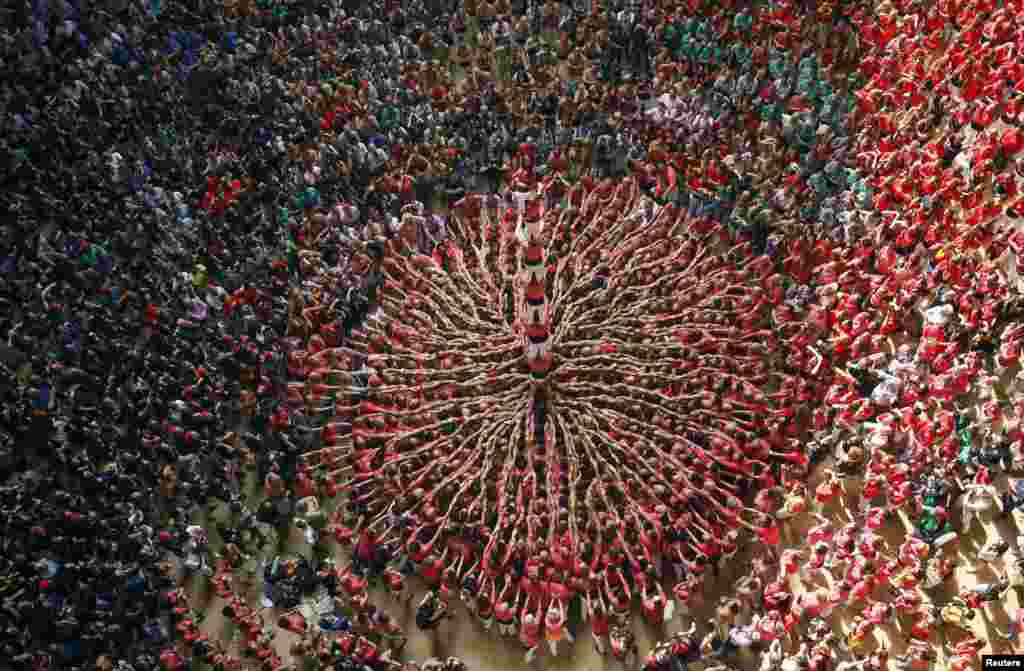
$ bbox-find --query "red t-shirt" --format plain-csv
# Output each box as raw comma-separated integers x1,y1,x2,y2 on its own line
342,573,367,596
642,596,664,622
520,575,545,600
356,531,377,562
548,580,571,602
495,600,516,623
421,557,444,584
410,543,432,563
758,523,781,546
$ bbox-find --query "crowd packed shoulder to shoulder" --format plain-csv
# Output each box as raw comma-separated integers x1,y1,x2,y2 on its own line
2,0,1024,670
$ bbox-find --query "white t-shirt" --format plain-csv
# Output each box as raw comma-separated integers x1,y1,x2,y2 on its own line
924,304,954,326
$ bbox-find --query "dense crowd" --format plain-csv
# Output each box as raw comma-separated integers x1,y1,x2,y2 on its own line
2,0,1024,669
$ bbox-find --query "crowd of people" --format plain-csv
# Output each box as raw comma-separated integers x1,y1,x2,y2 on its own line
3,0,1024,669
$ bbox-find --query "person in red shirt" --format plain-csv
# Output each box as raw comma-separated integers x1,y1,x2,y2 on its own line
520,606,542,664
476,580,495,631
494,581,518,637
519,562,546,610
354,527,378,570
420,548,447,588
641,577,669,627
351,633,380,669
340,565,369,611
587,591,610,654
383,567,411,605
547,571,572,604
604,570,632,622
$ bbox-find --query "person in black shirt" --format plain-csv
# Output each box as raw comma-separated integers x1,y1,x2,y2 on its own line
415,589,451,630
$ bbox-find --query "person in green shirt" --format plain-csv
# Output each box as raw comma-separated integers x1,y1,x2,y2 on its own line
800,201,819,222
819,92,838,125
379,105,400,131
733,10,753,33
287,238,299,276
80,242,107,268
663,22,679,50
808,171,829,197
768,50,789,80
731,43,752,70
706,43,723,66
797,120,817,150
693,18,709,40
761,101,783,123
852,178,873,208
796,73,817,98
676,35,695,62
718,179,738,205
696,40,712,64
799,53,818,76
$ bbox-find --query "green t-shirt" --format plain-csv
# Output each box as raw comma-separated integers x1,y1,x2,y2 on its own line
81,243,107,267
697,43,717,64
663,24,679,48
760,102,783,122
797,123,817,148
379,106,400,130
719,184,738,204
819,93,836,121
918,514,940,534
808,172,828,194
732,43,752,66
797,75,816,97
287,239,298,273
679,36,696,59
854,181,873,208
768,54,788,79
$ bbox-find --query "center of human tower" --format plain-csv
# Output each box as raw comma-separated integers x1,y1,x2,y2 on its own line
521,191,554,378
